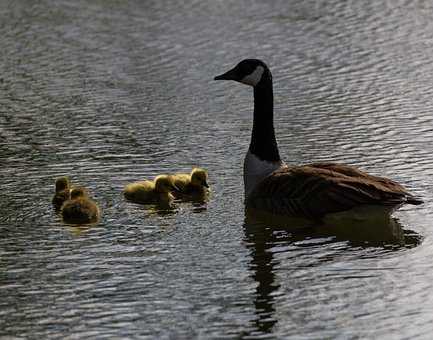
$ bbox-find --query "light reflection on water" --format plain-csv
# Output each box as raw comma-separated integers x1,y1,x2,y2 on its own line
1,0,433,338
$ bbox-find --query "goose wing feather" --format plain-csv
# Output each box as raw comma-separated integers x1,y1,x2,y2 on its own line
247,163,419,219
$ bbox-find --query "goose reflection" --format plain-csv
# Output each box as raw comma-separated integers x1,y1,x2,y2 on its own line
243,222,279,335
242,210,422,337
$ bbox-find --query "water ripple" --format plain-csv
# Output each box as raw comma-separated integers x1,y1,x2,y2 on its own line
1,0,433,339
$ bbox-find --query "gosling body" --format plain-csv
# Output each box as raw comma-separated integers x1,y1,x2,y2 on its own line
61,187,100,224
124,175,177,208
171,168,209,201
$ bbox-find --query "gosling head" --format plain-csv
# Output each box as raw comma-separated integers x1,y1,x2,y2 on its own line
70,187,88,200
214,59,270,87
55,176,70,192
154,175,178,193
191,168,209,188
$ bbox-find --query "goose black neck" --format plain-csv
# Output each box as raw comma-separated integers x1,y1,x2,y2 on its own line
249,75,280,162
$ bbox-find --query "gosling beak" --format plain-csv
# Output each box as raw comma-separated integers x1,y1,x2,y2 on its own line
203,181,209,188
214,67,238,81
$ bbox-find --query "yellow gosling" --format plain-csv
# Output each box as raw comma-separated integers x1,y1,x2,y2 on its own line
123,175,177,208
171,168,210,201
52,176,71,210
61,187,100,224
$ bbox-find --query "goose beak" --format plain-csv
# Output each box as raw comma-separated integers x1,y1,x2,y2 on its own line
214,67,237,81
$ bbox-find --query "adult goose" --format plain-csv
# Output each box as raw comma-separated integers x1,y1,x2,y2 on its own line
214,59,422,220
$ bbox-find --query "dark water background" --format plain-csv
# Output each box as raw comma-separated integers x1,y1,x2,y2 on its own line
1,0,433,338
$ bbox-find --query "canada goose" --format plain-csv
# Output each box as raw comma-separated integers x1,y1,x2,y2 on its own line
52,176,71,210
123,175,178,208
61,187,100,224
214,59,423,220
171,168,210,200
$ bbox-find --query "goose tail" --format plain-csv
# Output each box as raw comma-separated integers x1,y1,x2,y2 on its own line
406,195,423,205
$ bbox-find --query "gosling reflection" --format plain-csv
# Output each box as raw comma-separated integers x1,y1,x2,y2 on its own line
145,205,179,217
66,224,95,236
243,210,422,336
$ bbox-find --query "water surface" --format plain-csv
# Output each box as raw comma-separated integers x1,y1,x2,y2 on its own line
1,0,433,338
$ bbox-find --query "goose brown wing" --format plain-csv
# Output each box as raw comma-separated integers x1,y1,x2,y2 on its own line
247,163,416,219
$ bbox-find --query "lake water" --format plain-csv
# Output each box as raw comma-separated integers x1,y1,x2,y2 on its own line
1,0,433,338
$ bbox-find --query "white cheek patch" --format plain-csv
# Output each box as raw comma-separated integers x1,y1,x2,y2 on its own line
240,66,264,86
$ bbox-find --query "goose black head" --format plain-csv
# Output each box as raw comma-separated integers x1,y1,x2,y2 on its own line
214,59,270,87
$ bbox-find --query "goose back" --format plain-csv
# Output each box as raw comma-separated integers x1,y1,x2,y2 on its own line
246,163,422,219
